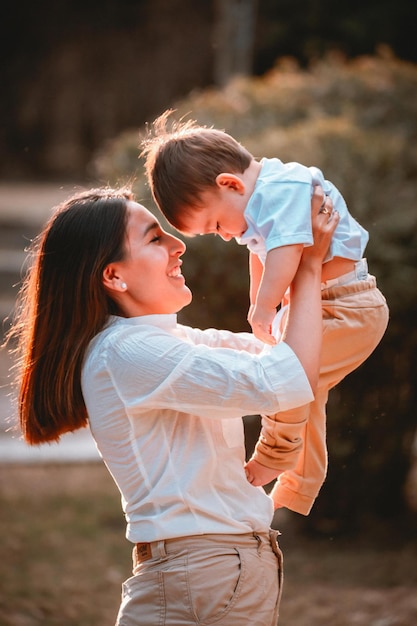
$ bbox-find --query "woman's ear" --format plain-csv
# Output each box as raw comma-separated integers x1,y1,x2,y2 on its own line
215,173,245,193
102,264,127,292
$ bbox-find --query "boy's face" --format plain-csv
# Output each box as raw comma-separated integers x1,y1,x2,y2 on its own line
181,186,248,242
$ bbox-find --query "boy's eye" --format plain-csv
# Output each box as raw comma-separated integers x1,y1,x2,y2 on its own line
151,234,161,242
216,222,220,232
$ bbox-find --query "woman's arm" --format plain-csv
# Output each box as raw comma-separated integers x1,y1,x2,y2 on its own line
282,188,338,391
178,325,264,354
99,321,314,422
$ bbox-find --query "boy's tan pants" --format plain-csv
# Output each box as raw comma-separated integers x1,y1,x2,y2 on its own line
252,263,389,515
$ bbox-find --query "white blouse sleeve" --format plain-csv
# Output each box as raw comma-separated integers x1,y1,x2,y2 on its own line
103,325,313,420
177,324,265,353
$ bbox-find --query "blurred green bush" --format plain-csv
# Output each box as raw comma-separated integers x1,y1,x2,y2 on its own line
91,50,417,535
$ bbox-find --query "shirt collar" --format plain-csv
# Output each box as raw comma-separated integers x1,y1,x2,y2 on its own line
108,313,178,331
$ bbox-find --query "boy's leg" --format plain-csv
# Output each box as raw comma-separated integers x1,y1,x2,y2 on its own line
253,275,389,514
271,275,388,514
270,386,329,515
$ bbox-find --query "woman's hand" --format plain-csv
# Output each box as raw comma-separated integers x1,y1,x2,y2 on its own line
300,186,339,268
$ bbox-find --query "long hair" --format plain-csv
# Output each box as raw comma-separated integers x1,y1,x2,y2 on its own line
6,187,133,444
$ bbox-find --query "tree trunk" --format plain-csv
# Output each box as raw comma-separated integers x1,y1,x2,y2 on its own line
213,0,258,86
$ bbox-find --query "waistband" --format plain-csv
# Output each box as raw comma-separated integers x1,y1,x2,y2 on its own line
321,258,368,290
133,531,280,565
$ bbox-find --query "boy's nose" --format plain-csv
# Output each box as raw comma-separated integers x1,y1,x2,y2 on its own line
219,232,233,242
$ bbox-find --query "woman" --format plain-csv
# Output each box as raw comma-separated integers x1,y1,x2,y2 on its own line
7,185,337,625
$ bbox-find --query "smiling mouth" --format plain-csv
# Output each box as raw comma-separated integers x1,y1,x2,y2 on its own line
167,266,182,278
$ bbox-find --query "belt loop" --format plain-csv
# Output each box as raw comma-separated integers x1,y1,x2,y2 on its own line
253,533,263,556
156,539,167,559
355,258,368,280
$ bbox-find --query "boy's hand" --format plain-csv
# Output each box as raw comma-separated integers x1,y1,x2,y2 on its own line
248,303,277,345
245,458,282,486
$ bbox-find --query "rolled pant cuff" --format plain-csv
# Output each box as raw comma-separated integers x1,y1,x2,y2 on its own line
270,483,315,516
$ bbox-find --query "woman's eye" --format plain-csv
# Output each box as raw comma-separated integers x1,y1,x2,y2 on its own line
216,222,220,232
151,234,161,242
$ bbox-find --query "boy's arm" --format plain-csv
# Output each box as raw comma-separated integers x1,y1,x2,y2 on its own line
248,251,263,326
249,251,264,305
250,244,304,345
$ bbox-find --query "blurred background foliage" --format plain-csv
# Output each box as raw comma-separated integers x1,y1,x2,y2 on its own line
2,0,417,179
92,51,417,535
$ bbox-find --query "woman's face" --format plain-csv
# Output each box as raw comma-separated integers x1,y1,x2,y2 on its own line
105,202,192,317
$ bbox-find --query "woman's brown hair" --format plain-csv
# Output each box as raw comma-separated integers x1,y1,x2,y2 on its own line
6,187,133,444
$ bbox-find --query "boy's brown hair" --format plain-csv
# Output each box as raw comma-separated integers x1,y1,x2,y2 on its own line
141,110,254,231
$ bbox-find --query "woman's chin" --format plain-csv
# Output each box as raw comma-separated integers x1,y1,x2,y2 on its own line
176,288,193,312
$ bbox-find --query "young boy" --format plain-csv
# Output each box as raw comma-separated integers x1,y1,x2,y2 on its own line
141,111,389,515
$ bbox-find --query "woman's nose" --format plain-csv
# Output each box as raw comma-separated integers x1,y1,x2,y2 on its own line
169,233,186,254
219,232,233,242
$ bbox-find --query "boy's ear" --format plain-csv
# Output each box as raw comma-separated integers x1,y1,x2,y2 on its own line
215,173,245,193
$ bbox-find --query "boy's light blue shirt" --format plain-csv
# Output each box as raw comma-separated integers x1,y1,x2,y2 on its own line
237,157,369,264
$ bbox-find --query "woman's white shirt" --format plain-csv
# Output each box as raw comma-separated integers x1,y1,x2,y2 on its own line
81,314,313,542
